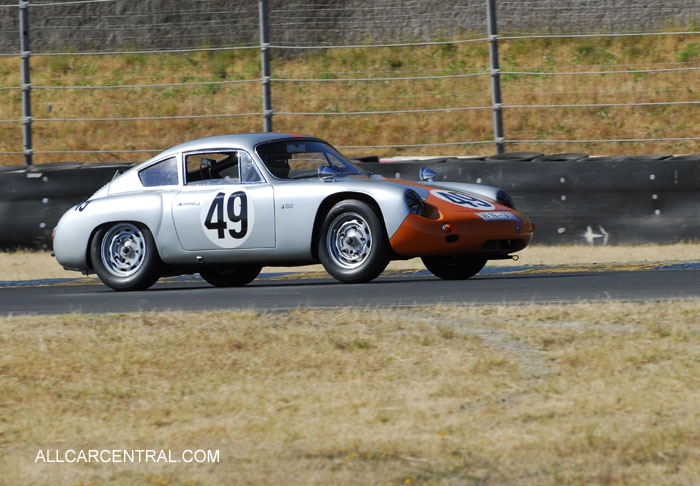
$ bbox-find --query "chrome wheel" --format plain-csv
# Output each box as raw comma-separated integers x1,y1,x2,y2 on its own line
318,200,388,283
326,212,372,270
100,223,147,278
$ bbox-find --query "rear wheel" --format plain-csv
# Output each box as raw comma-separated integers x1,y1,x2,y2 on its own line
199,265,262,287
422,255,487,280
318,200,389,283
90,222,161,291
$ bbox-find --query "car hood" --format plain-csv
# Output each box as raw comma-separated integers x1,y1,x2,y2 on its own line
378,177,505,206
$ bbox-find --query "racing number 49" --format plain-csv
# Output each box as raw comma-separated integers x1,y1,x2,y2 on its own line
205,191,248,239
437,191,493,209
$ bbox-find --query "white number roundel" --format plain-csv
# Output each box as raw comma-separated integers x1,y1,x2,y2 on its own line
201,190,254,248
431,190,495,210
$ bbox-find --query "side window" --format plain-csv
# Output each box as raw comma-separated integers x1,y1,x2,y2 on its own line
185,152,240,185
138,157,178,187
184,150,264,185
240,151,264,183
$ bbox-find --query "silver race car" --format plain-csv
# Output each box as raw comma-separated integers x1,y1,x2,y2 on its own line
53,133,533,290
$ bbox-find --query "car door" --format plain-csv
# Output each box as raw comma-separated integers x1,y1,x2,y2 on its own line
172,150,275,251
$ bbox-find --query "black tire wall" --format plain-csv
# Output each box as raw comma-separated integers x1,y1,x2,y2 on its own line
2,156,699,248
359,154,700,245
0,163,133,249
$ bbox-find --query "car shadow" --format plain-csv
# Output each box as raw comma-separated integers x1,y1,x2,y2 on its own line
142,271,601,292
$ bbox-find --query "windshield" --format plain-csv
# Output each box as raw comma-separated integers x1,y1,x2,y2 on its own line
255,140,363,180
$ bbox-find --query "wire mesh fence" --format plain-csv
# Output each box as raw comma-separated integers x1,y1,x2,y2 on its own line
0,0,699,164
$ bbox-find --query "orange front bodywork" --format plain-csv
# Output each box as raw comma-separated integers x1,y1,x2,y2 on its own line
389,189,534,257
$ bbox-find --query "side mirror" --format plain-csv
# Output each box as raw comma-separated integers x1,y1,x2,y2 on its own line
318,165,336,182
419,166,436,183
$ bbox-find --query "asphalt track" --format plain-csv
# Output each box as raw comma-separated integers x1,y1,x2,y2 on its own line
2,262,700,315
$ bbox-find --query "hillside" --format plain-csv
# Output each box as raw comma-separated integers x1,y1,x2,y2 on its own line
0,34,699,164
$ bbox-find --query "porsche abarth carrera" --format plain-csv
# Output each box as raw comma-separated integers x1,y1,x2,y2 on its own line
53,133,533,290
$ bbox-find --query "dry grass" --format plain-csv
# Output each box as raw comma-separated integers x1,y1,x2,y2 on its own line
1,243,700,281
0,302,698,485
1,35,699,165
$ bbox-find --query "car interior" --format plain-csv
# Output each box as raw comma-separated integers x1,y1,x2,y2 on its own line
185,152,240,184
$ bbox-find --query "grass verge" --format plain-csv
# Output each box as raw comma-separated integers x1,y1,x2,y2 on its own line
1,243,699,281
1,302,698,485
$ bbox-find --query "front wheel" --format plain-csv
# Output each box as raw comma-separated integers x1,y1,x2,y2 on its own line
199,265,262,287
90,222,161,291
422,255,487,280
318,200,389,283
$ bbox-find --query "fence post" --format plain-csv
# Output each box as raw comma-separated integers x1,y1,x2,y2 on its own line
19,0,33,165
486,0,504,154
258,0,272,132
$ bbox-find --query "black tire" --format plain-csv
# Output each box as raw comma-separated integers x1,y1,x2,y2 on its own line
484,152,543,162
422,255,487,280
90,222,161,291
532,153,588,162
199,265,262,287
318,200,389,283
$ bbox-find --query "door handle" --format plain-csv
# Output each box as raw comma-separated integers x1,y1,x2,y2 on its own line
178,201,200,206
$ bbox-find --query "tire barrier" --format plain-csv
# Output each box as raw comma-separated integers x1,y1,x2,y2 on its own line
0,155,698,248
361,155,700,245
0,162,133,249
484,151,543,162
671,155,700,162
532,153,588,162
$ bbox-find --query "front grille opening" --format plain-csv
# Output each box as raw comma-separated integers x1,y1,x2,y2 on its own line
496,190,516,210
424,203,440,220
406,190,426,217
445,234,459,243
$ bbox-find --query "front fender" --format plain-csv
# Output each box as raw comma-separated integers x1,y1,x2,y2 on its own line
327,181,413,239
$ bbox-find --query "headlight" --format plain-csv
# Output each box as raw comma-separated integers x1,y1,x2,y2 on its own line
497,190,516,210
406,190,426,217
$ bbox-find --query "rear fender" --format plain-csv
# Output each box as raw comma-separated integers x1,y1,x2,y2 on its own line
53,193,164,271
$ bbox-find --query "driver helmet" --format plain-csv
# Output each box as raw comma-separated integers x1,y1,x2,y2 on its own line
267,156,291,179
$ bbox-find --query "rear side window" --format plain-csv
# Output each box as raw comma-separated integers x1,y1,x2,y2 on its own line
139,157,178,187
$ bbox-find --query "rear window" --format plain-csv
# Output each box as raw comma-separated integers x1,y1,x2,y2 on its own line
138,157,178,187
